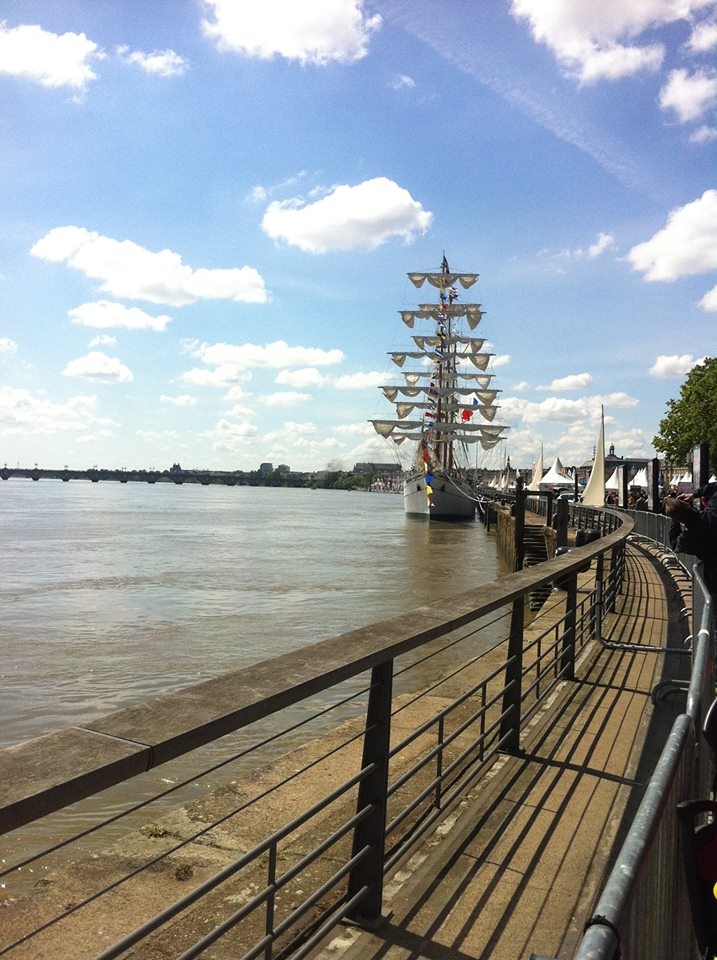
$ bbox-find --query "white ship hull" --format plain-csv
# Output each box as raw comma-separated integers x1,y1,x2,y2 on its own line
403,470,475,520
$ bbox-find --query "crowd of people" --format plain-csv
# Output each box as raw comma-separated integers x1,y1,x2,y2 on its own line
663,482,717,594
601,482,717,595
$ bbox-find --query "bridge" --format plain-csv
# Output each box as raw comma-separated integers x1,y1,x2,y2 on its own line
0,466,245,485
0,505,713,959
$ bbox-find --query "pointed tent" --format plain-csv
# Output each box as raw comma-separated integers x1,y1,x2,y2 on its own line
631,467,648,488
540,456,572,488
528,443,544,492
581,410,606,506
605,467,620,490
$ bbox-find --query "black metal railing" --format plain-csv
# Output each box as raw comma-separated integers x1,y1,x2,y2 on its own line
541,510,715,960
0,506,670,960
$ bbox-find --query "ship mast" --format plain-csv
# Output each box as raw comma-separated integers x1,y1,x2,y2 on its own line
438,253,457,473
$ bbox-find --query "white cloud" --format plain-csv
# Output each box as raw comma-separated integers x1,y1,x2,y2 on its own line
488,354,511,368
281,420,318,436
181,366,252,387
261,177,432,253
509,0,684,84
264,391,311,406
63,351,133,384
190,340,344,369
686,18,717,53
659,68,717,123
542,232,616,264
88,334,117,347
160,394,197,406
69,300,172,331
538,372,593,391
627,189,717,281
0,337,18,353
391,74,415,90
333,370,387,389
224,385,252,402
0,22,103,89
116,45,187,77
649,354,707,377
31,227,267,306
201,418,259,453
201,0,381,66
699,284,717,310
503,391,637,425
689,124,717,142
588,232,616,258
0,386,109,437
136,428,181,441
276,367,329,388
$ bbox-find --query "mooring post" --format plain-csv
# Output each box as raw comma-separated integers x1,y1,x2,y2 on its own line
347,659,393,925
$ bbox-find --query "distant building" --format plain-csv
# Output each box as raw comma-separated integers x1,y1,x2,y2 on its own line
258,462,273,475
580,443,648,483
276,464,290,474
352,461,401,476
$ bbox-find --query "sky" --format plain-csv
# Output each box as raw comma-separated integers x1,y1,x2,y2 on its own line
1,0,715,474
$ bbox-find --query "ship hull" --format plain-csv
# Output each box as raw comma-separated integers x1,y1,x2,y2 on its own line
403,470,475,521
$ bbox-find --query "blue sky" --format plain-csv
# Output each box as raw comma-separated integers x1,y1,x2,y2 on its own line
1,0,715,473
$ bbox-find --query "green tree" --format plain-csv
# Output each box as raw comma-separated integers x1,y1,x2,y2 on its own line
653,357,717,473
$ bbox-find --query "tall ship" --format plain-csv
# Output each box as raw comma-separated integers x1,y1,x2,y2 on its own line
370,256,509,520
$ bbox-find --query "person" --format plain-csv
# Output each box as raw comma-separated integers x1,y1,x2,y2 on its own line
664,483,717,594
635,490,648,511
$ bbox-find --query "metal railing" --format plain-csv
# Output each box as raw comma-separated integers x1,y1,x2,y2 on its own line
0,506,633,959
543,510,715,960
5,502,708,960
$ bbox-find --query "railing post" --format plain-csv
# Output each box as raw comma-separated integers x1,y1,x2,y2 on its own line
499,595,525,754
347,660,393,925
609,539,626,612
592,552,604,638
561,572,578,680
514,477,526,572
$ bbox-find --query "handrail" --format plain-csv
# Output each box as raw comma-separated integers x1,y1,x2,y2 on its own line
565,548,715,959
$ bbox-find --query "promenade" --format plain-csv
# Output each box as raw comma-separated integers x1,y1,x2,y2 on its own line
316,542,692,960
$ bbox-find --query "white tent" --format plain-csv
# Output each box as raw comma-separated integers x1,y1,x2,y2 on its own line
631,467,648,488
540,456,572,488
605,468,620,490
582,410,606,507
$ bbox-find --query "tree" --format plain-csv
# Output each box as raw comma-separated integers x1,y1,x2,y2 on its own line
652,357,717,473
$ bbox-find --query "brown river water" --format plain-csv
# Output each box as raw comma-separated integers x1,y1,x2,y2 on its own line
0,480,507,888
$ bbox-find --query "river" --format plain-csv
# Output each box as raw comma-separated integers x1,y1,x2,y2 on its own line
0,479,504,750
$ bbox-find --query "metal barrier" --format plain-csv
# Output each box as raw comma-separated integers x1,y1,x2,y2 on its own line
0,508,632,959
543,510,715,960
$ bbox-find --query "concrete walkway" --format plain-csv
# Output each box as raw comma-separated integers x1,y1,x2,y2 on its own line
317,543,692,960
